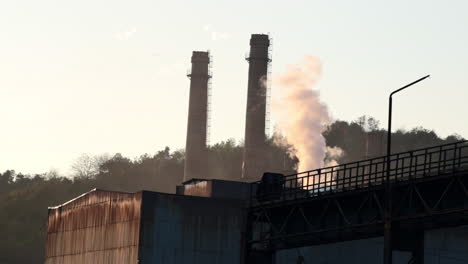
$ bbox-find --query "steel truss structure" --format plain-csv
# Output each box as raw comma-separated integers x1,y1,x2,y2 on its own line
244,141,468,264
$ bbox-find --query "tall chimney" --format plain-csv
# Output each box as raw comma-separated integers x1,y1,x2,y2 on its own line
242,34,271,180
184,51,211,181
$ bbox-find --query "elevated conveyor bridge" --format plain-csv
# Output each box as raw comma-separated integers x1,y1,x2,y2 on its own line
245,141,468,263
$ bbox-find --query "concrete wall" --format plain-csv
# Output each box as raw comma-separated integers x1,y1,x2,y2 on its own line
276,226,468,264
138,192,244,264
425,226,468,263
276,238,402,264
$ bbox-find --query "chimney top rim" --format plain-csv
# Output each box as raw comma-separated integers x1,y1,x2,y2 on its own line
250,34,270,46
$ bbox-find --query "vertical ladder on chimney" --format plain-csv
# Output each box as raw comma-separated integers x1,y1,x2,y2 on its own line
265,35,273,138
207,51,213,146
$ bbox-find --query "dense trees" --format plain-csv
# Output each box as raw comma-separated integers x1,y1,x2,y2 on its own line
0,173,93,264
0,117,464,263
324,115,463,164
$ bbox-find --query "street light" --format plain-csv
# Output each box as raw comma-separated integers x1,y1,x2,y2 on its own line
384,75,430,264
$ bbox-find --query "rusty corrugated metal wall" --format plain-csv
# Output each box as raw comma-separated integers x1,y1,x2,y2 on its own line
178,179,252,200
45,189,142,264
180,180,213,197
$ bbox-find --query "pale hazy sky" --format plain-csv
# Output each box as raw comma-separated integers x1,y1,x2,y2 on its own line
1,0,467,175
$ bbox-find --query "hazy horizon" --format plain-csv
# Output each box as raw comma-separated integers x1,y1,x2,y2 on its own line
2,0,468,175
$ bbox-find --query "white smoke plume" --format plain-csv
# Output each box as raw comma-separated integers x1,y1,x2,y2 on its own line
272,56,341,172
325,146,344,167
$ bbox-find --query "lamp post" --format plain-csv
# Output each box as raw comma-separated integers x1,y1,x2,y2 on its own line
383,75,430,264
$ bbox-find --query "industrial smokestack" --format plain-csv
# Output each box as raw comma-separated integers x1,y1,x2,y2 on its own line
242,34,271,180
184,51,211,181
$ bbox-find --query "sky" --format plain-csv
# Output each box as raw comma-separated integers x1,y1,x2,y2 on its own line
1,0,468,175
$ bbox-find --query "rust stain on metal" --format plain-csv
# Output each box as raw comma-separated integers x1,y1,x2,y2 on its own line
45,189,142,264
181,180,213,197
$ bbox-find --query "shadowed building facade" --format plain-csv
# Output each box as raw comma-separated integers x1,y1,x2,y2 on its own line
242,34,270,180
184,51,211,181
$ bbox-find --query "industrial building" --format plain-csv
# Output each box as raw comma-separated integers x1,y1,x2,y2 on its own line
44,142,468,264
44,166,468,264
45,33,273,264
45,180,249,264
44,34,468,263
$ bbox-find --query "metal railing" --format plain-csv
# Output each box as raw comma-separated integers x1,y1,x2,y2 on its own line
251,141,468,205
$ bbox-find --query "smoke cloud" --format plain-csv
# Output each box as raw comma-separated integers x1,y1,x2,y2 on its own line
325,146,344,167
272,56,339,172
